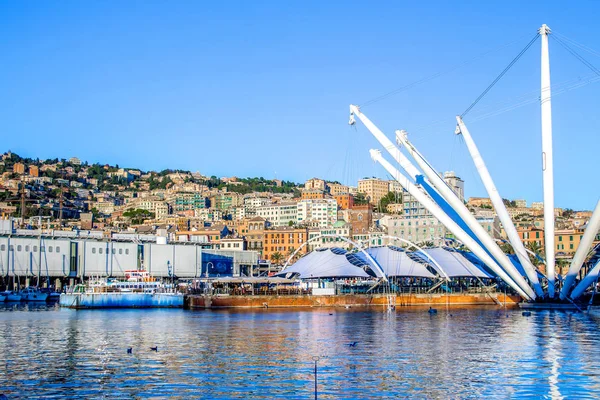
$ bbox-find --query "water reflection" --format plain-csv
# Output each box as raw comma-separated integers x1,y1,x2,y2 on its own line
1,306,600,398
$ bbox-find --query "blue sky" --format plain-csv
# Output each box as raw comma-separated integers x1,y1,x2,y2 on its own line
1,1,599,209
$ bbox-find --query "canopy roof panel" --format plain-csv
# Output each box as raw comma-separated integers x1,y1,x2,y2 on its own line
411,247,493,278
279,248,370,279
359,246,436,278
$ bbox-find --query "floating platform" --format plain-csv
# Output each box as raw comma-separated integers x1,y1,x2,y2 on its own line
518,302,579,311
184,292,520,309
59,293,184,309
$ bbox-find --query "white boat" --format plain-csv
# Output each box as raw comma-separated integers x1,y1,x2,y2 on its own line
20,287,49,302
1,291,22,302
59,270,182,309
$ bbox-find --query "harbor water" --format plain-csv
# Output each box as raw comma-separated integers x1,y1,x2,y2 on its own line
2,304,600,398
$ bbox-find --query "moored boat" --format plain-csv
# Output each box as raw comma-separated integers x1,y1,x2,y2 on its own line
20,287,49,302
1,291,22,302
59,270,183,309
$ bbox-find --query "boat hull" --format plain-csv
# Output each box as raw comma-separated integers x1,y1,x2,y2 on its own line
59,293,184,309
21,293,49,302
2,293,22,302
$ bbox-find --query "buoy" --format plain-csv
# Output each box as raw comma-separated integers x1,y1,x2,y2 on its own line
329,313,333,315
127,347,132,354
428,307,437,314
150,346,158,351
522,311,532,317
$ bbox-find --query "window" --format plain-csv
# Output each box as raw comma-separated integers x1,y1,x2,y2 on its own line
569,235,574,241
17,245,22,252
99,248,103,254
112,248,116,254
92,248,96,254
125,249,129,255
119,249,123,255
50,246,54,253
25,245,30,252
56,246,60,253
559,236,562,242
0,244,4,251
570,244,574,250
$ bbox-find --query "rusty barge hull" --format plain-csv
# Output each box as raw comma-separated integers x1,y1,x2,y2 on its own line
184,293,521,309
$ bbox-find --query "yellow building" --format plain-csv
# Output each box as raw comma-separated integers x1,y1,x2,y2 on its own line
555,229,583,257
358,178,389,206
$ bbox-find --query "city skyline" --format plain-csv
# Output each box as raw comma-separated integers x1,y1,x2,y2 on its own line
1,2,599,210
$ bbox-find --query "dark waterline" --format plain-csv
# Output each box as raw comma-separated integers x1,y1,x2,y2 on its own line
1,304,600,399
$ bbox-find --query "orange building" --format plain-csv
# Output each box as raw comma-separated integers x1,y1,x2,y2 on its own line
301,189,325,200
517,227,544,248
263,227,309,264
555,229,583,257
29,165,39,177
13,163,25,174
334,193,354,210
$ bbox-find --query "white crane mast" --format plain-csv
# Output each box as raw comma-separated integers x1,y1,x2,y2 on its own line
569,259,600,300
455,117,542,298
350,104,534,299
369,149,532,300
560,199,600,299
349,105,422,179
396,129,539,298
540,24,556,297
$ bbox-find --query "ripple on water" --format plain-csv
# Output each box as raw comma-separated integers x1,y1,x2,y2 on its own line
2,306,600,398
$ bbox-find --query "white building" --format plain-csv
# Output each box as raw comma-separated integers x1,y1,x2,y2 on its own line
244,196,271,217
257,202,298,227
296,199,338,228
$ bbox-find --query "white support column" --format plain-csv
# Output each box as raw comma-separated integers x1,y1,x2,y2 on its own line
456,117,542,298
370,149,533,300
540,24,556,297
396,130,539,298
569,259,600,300
561,199,600,299
349,105,422,179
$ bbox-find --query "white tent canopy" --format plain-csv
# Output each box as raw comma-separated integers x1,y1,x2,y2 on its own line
410,247,493,278
364,246,436,278
279,248,371,279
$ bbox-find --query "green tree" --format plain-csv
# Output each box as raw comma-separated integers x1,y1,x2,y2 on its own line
270,251,284,265
353,192,369,206
123,208,155,224
377,191,402,213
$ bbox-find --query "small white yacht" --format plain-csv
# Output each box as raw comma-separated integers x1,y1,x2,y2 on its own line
20,287,49,302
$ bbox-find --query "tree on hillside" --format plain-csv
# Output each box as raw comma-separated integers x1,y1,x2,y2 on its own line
354,193,369,206
377,191,402,213
123,209,155,224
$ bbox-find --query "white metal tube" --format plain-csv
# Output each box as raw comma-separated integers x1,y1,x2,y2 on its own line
350,105,422,179
560,199,600,299
370,149,533,300
569,259,600,300
396,130,539,299
456,117,542,298
540,24,556,297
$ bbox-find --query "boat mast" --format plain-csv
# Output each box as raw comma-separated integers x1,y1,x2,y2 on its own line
540,24,556,298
